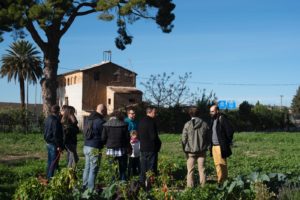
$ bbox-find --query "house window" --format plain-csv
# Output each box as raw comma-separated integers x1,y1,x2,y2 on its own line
67,78,70,85
132,74,136,85
94,72,100,81
65,97,69,105
108,98,111,105
129,98,135,103
113,74,119,82
113,70,120,82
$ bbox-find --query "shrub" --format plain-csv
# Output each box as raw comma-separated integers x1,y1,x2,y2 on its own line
278,186,300,200
0,108,44,133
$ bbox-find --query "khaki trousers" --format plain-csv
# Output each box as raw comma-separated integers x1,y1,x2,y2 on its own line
186,152,206,187
212,145,228,183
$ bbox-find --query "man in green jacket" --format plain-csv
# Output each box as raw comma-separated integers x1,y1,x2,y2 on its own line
182,107,211,187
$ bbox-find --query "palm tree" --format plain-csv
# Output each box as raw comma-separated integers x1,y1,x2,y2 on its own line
0,40,43,109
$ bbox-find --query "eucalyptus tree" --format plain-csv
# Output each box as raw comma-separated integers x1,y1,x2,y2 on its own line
0,0,176,115
0,40,42,109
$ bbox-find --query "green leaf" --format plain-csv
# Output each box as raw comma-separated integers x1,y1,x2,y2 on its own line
228,181,237,193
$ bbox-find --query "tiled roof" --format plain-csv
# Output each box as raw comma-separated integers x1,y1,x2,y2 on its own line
108,86,142,94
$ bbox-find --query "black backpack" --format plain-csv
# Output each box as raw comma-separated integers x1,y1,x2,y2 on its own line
84,120,94,139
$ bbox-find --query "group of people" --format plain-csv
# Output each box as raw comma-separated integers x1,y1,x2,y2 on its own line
43,104,161,191
43,103,233,191
44,105,79,179
82,105,161,190
182,105,234,187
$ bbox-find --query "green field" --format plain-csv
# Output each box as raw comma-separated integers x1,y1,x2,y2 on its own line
1,132,300,199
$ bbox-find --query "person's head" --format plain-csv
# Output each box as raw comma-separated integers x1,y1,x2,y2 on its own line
112,110,125,121
61,104,68,116
61,106,72,123
69,106,76,115
146,106,157,118
96,104,107,116
188,107,199,118
130,130,138,139
210,105,219,119
127,108,136,120
51,105,60,116
68,106,78,124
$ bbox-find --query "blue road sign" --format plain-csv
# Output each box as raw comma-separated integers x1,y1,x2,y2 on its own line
218,100,227,109
227,100,236,110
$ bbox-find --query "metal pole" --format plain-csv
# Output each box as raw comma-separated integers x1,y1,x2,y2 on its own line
280,95,283,110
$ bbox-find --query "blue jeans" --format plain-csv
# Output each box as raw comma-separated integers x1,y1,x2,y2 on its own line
46,143,59,179
82,146,101,190
139,152,158,184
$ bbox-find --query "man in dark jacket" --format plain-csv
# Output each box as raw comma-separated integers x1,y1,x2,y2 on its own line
138,106,161,187
102,110,130,181
44,105,64,179
82,104,107,191
210,105,234,184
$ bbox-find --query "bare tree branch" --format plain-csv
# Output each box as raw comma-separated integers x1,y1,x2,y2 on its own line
131,8,155,20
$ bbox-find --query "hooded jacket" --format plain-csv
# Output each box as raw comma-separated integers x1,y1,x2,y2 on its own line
101,117,130,149
182,117,211,154
84,111,106,148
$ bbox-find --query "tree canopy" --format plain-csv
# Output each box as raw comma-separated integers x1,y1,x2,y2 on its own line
0,0,175,49
0,40,42,109
291,86,300,114
0,0,176,114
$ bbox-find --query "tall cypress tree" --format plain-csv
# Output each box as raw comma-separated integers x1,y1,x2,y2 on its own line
291,86,300,113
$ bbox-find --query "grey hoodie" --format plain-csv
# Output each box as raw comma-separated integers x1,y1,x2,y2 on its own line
181,117,211,154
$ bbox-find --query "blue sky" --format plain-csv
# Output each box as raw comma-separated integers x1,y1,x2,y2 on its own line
0,0,300,107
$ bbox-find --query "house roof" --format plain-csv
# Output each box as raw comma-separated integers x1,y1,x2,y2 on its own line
58,61,137,77
108,86,143,94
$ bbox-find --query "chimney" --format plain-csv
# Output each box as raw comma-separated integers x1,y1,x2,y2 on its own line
103,50,112,63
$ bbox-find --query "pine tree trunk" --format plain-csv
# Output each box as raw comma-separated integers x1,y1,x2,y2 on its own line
41,47,60,116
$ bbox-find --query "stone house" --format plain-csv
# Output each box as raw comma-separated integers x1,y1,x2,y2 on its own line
56,61,143,128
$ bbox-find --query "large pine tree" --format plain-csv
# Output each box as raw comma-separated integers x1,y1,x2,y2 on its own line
0,0,175,115
291,86,300,114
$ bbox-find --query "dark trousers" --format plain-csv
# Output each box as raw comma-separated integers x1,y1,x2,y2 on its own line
139,152,158,184
115,155,128,181
128,157,140,177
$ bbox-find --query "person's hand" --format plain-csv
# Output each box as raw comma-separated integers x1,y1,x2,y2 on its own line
57,147,63,152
